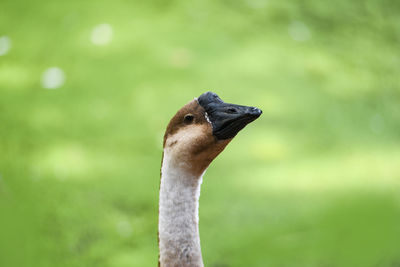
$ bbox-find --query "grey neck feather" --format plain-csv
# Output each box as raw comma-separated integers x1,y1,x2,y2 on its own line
158,150,204,267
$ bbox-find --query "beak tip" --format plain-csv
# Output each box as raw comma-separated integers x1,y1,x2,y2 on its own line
250,107,262,118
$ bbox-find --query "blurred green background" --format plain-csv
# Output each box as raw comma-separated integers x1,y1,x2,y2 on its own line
1,0,400,266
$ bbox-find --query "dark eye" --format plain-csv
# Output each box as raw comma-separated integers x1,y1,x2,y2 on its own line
227,108,237,114
183,114,194,124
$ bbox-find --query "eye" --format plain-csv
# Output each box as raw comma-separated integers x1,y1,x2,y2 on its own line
227,108,237,114
183,114,194,124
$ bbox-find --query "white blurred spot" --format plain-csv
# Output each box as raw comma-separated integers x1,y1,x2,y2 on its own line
91,23,113,46
288,21,311,42
369,113,385,134
42,67,66,89
116,220,133,237
0,36,12,56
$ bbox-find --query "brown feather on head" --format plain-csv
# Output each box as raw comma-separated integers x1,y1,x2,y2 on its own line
163,99,230,177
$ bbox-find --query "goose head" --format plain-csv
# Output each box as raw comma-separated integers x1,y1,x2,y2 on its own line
163,92,262,177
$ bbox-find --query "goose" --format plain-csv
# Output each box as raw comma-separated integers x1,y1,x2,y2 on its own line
158,91,262,267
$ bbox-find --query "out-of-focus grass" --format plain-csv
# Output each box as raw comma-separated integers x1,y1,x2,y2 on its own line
1,0,400,266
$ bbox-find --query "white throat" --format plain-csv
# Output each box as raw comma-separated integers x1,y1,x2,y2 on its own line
158,149,205,267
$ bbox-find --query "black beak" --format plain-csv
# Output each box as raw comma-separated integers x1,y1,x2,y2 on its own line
198,92,262,140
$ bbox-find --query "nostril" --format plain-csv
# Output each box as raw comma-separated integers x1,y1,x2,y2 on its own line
227,108,237,113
